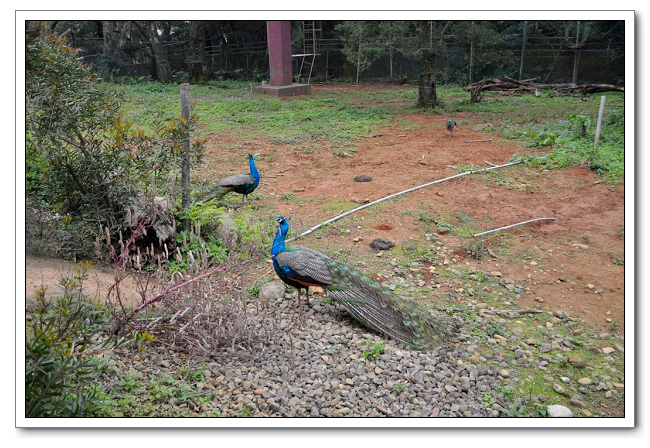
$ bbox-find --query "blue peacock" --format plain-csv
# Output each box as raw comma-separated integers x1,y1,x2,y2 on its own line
202,154,260,203
271,216,460,349
446,119,457,137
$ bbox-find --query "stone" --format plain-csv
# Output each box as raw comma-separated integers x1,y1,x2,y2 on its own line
570,399,586,408
553,383,568,396
547,404,573,417
568,355,585,367
577,377,592,385
259,281,286,301
602,347,615,354
580,409,594,417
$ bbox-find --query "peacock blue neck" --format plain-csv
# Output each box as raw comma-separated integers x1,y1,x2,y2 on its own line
249,155,260,185
271,217,289,257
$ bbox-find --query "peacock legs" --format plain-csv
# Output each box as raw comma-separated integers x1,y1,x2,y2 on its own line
296,287,310,323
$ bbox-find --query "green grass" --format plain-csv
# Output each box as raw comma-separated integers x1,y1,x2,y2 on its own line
118,81,624,184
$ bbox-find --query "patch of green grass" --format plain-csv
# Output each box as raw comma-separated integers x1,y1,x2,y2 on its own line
321,199,357,215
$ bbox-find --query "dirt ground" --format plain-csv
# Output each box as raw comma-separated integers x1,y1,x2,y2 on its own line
24,83,626,335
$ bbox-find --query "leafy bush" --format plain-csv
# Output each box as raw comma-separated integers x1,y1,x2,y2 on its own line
25,262,110,417
26,23,205,258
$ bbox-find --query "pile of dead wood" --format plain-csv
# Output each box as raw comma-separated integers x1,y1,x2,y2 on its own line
465,76,624,98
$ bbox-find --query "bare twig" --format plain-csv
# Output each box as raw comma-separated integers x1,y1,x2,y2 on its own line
465,139,493,143
132,258,256,314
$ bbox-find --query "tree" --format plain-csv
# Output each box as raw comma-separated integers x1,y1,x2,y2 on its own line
149,21,172,83
416,21,451,109
335,21,383,83
187,21,208,83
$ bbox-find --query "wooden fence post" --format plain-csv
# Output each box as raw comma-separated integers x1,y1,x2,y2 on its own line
180,83,190,232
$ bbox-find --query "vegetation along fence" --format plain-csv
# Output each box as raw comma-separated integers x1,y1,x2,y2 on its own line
62,20,624,86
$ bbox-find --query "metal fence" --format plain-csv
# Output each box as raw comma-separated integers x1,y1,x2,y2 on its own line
86,21,625,86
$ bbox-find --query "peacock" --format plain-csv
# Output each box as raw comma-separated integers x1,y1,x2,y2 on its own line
202,154,260,203
446,119,457,137
271,216,460,349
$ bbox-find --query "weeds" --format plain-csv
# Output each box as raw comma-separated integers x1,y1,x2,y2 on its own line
361,340,385,360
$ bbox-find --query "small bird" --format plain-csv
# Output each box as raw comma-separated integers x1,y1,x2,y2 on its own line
202,154,260,203
446,119,457,137
271,216,460,349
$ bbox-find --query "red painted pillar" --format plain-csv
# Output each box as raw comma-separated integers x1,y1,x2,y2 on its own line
266,21,293,86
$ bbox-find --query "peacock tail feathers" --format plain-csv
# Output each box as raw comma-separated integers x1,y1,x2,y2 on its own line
323,258,458,348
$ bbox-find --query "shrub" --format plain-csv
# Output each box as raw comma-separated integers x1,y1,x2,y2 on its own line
25,262,110,417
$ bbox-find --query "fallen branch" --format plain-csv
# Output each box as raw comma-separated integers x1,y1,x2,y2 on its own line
285,160,523,243
465,139,493,143
472,217,557,237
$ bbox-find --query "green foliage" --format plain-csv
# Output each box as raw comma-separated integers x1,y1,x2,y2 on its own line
361,340,385,359
26,24,206,257
481,393,496,408
393,381,407,394
119,372,143,391
25,262,110,417
500,405,531,417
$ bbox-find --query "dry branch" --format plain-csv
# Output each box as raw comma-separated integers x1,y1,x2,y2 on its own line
464,77,623,96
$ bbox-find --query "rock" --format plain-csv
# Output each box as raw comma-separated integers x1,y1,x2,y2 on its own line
259,281,286,301
577,377,592,385
370,239,395,251
570,399,586,408
539,344,552,353
580,409,594,417
553,383,568,396
568,355,585,367
498,369,510,378
613,344,624,353
490,271,502,277
353,175,372,182
437,227,450,235
602,347,615,354
547,404,573,417
573,244,589,250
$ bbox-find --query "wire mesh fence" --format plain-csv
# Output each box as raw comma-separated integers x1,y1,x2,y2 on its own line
81,21,625,86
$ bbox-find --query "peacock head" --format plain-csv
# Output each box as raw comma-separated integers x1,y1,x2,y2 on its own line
275,216,290,233
272,216,290,255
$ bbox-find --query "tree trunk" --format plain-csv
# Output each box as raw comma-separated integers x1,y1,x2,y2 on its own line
102,21,114,56
187,21,208,84
149,21,172,83
417,21,442,109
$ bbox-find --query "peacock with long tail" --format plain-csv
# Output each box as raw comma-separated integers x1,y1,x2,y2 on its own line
202,154,260,203
446,119,457,137
271,216,460,349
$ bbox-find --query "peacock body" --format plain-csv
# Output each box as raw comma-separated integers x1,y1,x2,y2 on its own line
202,154,260,203
446,119,457,137
271,217,459,349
